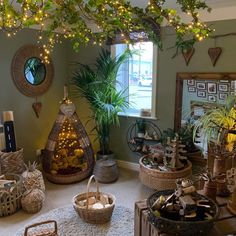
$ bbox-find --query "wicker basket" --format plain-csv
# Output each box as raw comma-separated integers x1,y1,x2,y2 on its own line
21,188,45,214
0,173,23,217
24,220,58,236
0,148,25,175
72,175,115,224
147,189,219,236
43,102,94,184
139,156,192,190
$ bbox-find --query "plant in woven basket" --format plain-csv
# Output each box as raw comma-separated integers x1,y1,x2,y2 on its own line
22,161,45,192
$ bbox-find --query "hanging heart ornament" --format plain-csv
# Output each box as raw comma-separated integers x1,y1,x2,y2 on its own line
182,47,195,66
208,47,222,66
32,102,42,118
60,103,76,117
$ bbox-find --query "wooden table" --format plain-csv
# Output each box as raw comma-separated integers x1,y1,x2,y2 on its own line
134,196,236,236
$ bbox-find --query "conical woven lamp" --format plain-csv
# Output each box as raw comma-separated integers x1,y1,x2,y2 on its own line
43,87,94,184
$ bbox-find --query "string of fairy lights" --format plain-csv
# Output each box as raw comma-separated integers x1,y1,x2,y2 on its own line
0,0,212,63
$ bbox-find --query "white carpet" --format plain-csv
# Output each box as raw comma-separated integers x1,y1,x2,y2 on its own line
15,205,134,236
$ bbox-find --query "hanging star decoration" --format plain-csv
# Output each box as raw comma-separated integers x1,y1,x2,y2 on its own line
0,0,212,62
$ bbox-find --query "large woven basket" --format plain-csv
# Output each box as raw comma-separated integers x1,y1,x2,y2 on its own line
147,189,219,236
72,175,115,224
0,173,23,217
139,156,192,190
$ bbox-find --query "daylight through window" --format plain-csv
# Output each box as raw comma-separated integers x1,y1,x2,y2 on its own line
112,41,157,117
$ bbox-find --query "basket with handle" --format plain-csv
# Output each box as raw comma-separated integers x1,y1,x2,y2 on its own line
24,220,58,236
72,175,115,224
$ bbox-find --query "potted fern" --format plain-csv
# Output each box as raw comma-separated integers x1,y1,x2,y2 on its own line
71,49,132,182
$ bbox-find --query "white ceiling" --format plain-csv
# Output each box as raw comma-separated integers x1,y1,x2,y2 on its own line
129,0,236,22
130,0,236,9
205,0,236,8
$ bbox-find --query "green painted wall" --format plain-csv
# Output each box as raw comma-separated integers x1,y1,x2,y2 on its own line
66,44,106,152
110,19,236,164
2,19,236,164
0,29,69,162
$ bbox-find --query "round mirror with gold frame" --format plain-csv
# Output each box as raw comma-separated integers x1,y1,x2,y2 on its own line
11,44,54,97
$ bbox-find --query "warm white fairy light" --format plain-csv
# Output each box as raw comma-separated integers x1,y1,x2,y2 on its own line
0,0,212,60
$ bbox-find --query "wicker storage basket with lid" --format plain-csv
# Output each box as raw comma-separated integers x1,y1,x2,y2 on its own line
73,175,115,224
43,86,94,184
0,173,23,217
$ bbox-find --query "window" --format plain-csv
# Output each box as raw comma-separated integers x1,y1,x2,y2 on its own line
111,41,157,118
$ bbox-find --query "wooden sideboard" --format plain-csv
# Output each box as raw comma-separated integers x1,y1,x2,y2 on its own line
135,196,236,236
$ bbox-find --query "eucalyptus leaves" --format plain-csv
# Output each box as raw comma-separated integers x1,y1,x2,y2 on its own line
0,0,212,61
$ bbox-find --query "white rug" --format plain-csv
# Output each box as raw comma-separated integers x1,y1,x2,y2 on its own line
15,205,134,236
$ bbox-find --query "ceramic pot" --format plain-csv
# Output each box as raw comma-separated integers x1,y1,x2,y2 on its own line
93,152,119,183
96,151,114,161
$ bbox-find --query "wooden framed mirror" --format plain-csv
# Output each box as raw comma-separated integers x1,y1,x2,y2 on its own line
11,44,54,97
174,72,236,131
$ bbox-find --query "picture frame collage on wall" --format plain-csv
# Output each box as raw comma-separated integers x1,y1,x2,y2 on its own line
187,79,236,102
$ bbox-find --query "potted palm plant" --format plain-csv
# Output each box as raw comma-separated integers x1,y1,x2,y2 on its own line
71,49,132,182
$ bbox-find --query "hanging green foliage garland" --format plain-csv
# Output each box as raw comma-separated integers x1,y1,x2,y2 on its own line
0,0,212,62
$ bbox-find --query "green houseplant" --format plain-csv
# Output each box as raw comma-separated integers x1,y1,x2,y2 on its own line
193,95,236,153
71,49,131,158
136,118,146,138
193,95,236,184
161,123,200,154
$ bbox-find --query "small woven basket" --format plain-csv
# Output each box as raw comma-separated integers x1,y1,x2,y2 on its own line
72,175,115,224
0,173,23,217
24,220,58,236
21,188,45,214
0,148,25,175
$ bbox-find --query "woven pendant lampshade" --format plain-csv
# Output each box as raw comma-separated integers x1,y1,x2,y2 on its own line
42,87,94,184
